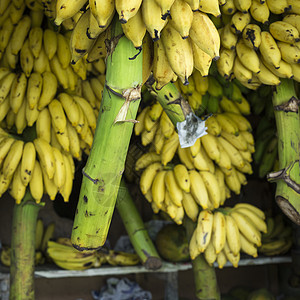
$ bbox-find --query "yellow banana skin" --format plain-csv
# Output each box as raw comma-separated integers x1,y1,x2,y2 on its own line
116,0,142,24
90,0,115,28
212,211,226,254
135,152,161,171
151,169,167,209
225,214,241,256
55,0,87,25
20,142,36,186
269,21,300,44
36,108,51,143
200,171,221,209
164,169,183,206
242,24,262,50
38,71,58,111
29,160,44,204
154,0,175,19
189,11,220,60
9,164,26,204
139,162,162,195
182,191,199,222
173,163,190,193
10,72,27,114
161,23,193,85
277,41,300,64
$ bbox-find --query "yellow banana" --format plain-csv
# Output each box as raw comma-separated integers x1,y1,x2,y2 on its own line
200,171,221,209
182,191,199,222
20,141,36,186
161,131,180,165
200,133,221,163
0,73,17,104
27,72,43,110
262,57,293,79
165,169,183,206
43,29,57,60
216,249,227,269
204,240,217,266
151,169,167,209
223,112,252,132
199,0,221,17
266,0,291,15
256,60,281,86
224,166,242,194
189,169,210,209
9,163,26,204
240,232,258,257
153,127,165,154
223,240,240,268
225,214,241,256
177,145,195,170
189,11,220,60
28,27,43,59
206,115,222,136
54,0,87,25
215,113,239,136
164,189,179,219
33,138,55,179
233,56,253,84
116,0,142,23
66,121,81,160
36,108,51,143
90,0,115,28
216,47,236,79
230,11,251,34
0,17,14,53
212,211,226,254
220,130,248,151
242,24,262,50
154,0,175,19
139,162,163,195
59,153,74,202
277,41,300,64
9,72,27,114
189,228,201,260
195,209,214,253
250,0,269,24
48,98,67,135
160,111,175,138
233,0,252,13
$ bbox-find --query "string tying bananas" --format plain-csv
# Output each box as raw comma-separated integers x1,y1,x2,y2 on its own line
189,203,267,269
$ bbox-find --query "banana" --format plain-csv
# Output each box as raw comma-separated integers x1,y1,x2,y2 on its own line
256,60,281,86
288,0,300,14
153,127,165,154
151,169,167,209
144,107,157,132
205,115,221,136
20,39,34,77
43,29,57,60
28,27,43,59
240,232,258,257
172,163,190,193
183,0,199,11
48,99,67,136
224,112,252,132
189,11,220,60
141,121,159,146
0,68,11,82
36,108,51,143
0,0,10,14
28,159,44,203
233,207,267,234
161,23,193,85
59,153,74,202
50,54,69,89
277,41,300,64
282,14,300,33
0,72,17,104
262,57,293,79
34,138,55,180
70,10,96,64
56,33,71,69
215,113,239,136
193,71,209,95
195,209,214,253
33,46,51,74
161,131,180,165
212,211,226,254
266,0,291,14
200,133,221,163
169,0,193,39
220,130,248,151
233,56,253,84
182,191,199,222
58,93,80,127
154,0,175,19
90,0,115,28
159,111,175,138
216,47,236,79
189,169,210,209
225,214,241,256
189,228,201,260
291,62,300,82
233,0,252,13
203,240,217,266
54,0,87,25
241,24,262,49
191,147,210,171
9,73,27,114
223,240,240,268
269,21,299,45
230,11,251,35
20,141,36,187
66,121,81,160
10,15,31,55
221,0,236,15
191,40,213,77
165,169,183,206
0,17,14,53
224,166,242,194
2,140,24,179
189,138,201,157
177,145,195,170
9,163,26,204
198,0,221,17
0,96,10,123
200,171,221,209
51,147,66,190
214,167,226,205
234,95,251,115
219,96,241,115
0,137,15,167
27,72,43,110
139,162,163,195
86,30,109,62
235,39,260,74
216,249,227,269
135,152,161,171
116,0,142,23
230,210,262,247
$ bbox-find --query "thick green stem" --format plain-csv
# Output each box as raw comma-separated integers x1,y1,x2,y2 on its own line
184,217,220,300
146,78,192,125
9,190,43,300
71,18,143,250
268,79,300,225
116,179,162,270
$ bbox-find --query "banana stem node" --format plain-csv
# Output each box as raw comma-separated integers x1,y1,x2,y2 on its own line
273,96,300,113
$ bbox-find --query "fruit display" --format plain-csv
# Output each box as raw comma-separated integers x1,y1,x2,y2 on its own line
0,0,299,299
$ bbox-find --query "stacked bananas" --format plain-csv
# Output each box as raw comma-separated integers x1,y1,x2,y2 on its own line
134,98,255,223
217,0,300,89
0,3,107,204
47,238,140,270
258,213,293,256
189,203,267,269
47,0,222,88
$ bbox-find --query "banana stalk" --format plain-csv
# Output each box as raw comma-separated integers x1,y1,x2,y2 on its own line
116,179,162,270
184,217,221,300
267,79,300,225
146,78,191,126
71,17,143,250
10,190,44,300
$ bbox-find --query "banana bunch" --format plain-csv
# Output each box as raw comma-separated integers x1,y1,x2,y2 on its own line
134,100,255,220
174,71,252,116
46,238,140,270
258,213,293,256
216,1,300,89
189,203,267,269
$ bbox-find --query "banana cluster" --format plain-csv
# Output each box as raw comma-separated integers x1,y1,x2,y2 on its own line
259,214,293,256
189,203,267,269
217,1,300,89
47,238,140,270
134,99,255,220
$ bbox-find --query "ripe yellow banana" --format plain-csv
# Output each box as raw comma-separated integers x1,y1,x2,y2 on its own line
270,21,299,44
189,169,210,209
177,145,195,170
139,162,162,195
200,133,221,163
224,166,242,194
212,211,226,254
266,0,290,14
20,141,36,187
256,60,281,86
216,47,236,79
43,29,57,60
173,163,190,193
195,209,214,253
154,0,175,19
220,23,239,50
223,112,252,132
165,169,183,206
151,169,167,209
223,240,240,268
0,72,17,104
191,40,213,77
161,131,180,165
233,0,252,13
29,159,44,203
200,171,221,208
277,41,300,64
215,113,239,136
230,11,251,34
189,11,220,60
9,72,27,114
27,72,43,110
161,23,194,85
182,191,199,222
216,249,227,269
225,214,241,256
28,27,43,59
9,163,26,204
204,239,217,266
55,0,87,25
242,24,262,50
59,153,74,202
240,232,258,257
189,228,201,260
36,108,51,143
90,0,115,28
48,98,67,135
